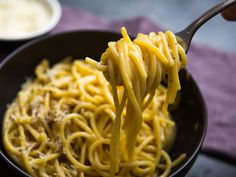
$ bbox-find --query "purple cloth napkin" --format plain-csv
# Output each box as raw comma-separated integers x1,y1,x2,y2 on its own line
4,5,236,161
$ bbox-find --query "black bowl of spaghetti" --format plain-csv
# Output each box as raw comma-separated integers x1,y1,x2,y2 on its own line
0,30,207,177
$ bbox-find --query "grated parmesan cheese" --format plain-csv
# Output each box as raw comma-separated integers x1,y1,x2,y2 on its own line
0,0,51,38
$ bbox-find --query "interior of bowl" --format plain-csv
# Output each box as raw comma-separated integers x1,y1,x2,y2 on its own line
0,31,207,177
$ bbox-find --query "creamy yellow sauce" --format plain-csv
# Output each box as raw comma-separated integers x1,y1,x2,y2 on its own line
0,0,51,39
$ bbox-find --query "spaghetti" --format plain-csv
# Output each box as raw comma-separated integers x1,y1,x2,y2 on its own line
3,27,187,177
86,27,187,176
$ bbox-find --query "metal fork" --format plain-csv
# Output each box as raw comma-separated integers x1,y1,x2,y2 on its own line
176,0,236,52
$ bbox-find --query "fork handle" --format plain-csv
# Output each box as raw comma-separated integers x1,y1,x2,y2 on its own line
177,0,236,52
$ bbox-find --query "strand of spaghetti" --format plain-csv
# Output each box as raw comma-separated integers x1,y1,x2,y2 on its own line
158,31,174,66
60,114,93,143
30,153,60,165
64,132,94,172
117,39,143,161
55,159,66,177
29,134,47,156
117,40,141,114
89,139,111,177
134,39,169,65
136,136,154,153
160,150,172,177
108,57,128,175
153,95,162,167
158,153,187,169
22,154,35,176
142,89,156,110
121,27,132,43
138,151,156,162
18,125,26,147
129,51,147,79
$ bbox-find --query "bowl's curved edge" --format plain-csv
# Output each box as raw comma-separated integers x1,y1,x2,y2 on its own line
0,29,120,68
0,151,30,177
170,74,208,177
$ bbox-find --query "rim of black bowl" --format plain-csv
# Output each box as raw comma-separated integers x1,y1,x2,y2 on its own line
0,29,208,177
170,79,208,177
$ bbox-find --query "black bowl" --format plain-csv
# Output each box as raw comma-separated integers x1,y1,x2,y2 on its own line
0,30,207,177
